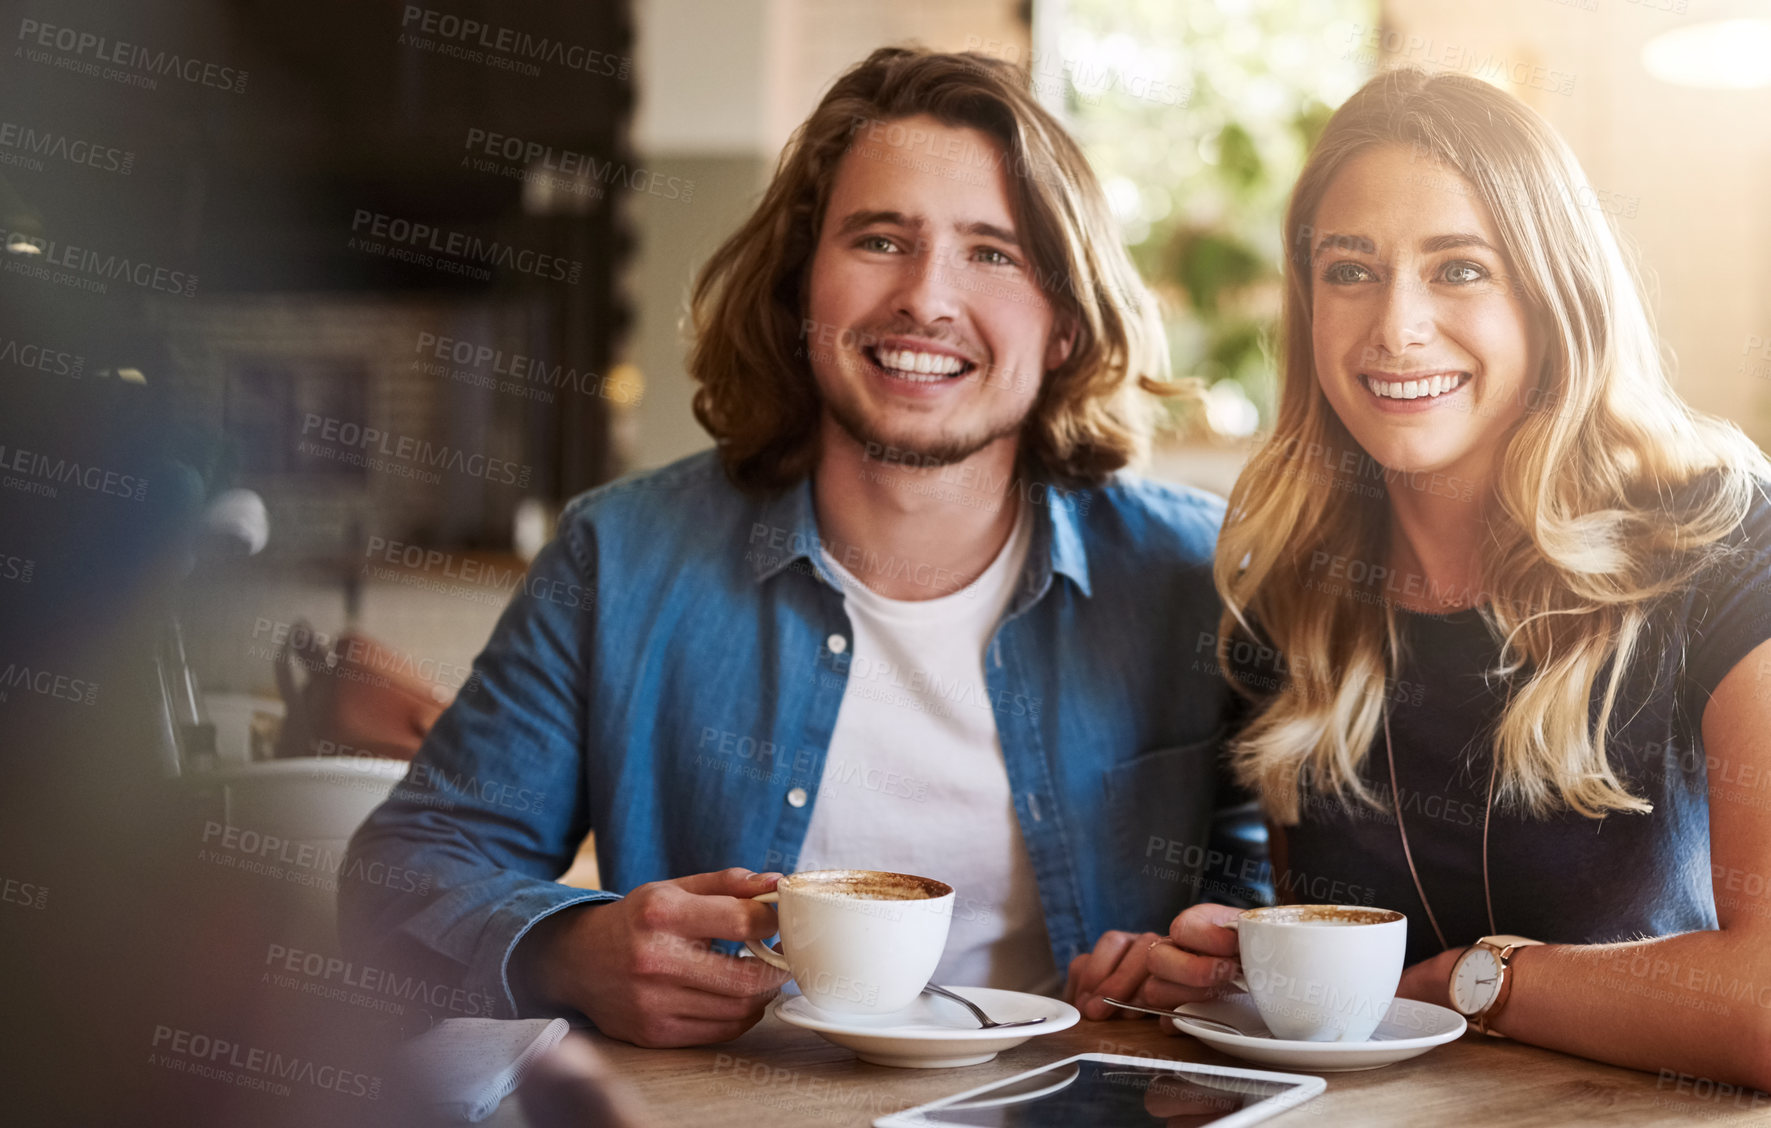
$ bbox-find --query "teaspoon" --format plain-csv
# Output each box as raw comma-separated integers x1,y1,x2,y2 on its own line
1098,996,1252,1037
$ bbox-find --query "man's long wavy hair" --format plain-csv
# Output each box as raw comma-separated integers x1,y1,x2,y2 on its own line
688,46,1172,493
1216,69,1769,824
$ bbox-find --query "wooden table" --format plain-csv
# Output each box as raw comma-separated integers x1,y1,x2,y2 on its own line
489,1010,1770,1126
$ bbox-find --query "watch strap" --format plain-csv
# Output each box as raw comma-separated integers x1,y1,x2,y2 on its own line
1472,935,1542,1036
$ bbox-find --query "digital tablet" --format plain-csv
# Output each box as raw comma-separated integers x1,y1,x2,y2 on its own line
872,1053,1326,1127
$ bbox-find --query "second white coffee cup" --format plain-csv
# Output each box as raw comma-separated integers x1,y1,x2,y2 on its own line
745,868,955,1017
1228,904,1407,1042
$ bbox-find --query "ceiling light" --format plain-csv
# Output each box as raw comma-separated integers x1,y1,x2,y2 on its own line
1642,18,1771,90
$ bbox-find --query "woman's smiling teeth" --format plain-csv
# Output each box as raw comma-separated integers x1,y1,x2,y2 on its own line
1363,372,1470,400
870,346,970,381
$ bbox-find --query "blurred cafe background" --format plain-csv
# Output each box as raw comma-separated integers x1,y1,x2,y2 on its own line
0,0,1767,1123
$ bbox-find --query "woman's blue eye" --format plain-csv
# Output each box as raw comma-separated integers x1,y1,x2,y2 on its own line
1441,260,1488,284
975,247,1015,267
1322,261,1372,284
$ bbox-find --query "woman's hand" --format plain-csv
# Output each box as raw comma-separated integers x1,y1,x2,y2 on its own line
1063,930,1168,1021
1145,903,1245,1003
1395,947,1459,1011
1065,905,1250,1021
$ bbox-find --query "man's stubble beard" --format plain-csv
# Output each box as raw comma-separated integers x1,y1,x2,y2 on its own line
821,375,1035,469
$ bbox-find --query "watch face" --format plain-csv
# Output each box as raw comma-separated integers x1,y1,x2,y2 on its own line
1451,947,1502,1015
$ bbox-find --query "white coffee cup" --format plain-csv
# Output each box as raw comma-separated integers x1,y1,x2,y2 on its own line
1226,905,1407,1042
744,869,954,1017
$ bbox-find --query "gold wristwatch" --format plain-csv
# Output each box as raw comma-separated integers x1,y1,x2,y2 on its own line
1449,934,1542,1036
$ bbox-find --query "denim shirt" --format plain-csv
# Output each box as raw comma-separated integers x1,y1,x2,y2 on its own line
341,451,1257,1017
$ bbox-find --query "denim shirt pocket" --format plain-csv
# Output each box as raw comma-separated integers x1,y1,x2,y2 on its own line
1101,732,1223,931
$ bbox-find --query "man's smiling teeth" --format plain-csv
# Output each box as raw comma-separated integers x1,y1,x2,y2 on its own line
875,347,967,380
1365,373,1468,400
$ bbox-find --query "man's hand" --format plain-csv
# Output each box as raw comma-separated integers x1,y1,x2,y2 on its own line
516,868,792,1047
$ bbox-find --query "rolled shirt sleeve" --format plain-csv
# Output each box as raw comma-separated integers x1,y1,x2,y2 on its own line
339,512,617,1017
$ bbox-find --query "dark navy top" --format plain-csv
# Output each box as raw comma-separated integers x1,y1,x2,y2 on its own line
1280,486,1771,965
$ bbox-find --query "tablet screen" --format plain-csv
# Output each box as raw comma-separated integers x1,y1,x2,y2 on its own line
895,1058,1311,1126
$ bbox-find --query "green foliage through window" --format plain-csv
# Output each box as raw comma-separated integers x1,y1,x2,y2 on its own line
1057,0,1376,435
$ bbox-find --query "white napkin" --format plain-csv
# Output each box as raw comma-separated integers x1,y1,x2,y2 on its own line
404,1017,570,1122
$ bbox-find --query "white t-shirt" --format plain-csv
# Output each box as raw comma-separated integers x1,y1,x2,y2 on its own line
798,504,1059,994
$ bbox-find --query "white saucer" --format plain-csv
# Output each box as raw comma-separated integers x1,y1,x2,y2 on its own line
773,986,1079,1068
1170,994,1466,1072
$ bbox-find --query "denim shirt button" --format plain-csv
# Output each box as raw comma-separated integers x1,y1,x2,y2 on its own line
826,634,847,655
786,787,809,808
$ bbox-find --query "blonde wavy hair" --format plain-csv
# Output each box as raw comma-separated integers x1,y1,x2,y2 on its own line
1217,69,1769,824
689,46,1174,492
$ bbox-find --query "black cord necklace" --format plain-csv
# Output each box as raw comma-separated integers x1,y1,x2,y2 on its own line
1383,704,1499,949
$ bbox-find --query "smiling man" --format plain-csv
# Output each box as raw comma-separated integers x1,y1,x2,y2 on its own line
342,46,1260,1048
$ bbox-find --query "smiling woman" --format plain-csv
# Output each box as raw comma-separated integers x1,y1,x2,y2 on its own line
1147,68,1771,1091
1307,143,1543,525
1222,67,1771,825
